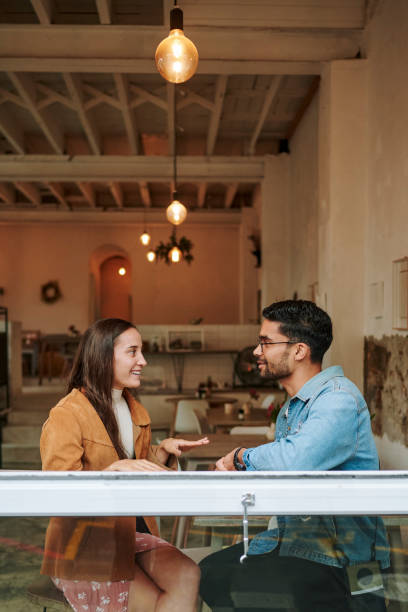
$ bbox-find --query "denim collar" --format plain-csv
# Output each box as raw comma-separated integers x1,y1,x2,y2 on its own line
293,365,344,402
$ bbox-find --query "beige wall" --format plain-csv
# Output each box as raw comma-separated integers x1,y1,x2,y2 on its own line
0,222,242,332
364,0,408,338
363,0,408,467
288,95,318,301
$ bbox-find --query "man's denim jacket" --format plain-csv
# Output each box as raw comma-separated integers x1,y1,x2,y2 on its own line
243,366,390,569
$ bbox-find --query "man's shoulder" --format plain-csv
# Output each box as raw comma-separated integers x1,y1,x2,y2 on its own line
313,371,366,410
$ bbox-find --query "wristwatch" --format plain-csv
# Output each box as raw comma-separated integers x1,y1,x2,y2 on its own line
233,447,246,471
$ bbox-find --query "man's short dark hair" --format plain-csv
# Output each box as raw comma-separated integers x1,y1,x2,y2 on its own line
262,300,333,363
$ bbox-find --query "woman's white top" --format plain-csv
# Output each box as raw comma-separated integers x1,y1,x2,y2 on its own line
111,388,135,459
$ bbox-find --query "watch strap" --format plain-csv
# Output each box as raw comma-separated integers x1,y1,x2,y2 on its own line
233,447,246,471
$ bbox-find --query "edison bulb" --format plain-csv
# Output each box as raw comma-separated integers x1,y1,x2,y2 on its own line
155,29,198,84
147,250,156,262
166,198,187,225
170,246,182,263
118,267,126,276
140,231,151,246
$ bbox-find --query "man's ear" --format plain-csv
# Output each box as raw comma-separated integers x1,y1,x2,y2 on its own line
293,342,310,362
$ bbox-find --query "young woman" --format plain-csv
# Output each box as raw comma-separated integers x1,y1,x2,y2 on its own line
40,318,209,612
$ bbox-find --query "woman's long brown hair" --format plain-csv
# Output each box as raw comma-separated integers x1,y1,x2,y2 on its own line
67,318,136,459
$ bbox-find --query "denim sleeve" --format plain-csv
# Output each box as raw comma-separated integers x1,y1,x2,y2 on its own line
242,391,359,471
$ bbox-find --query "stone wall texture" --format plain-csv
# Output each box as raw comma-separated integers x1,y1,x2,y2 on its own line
365,336,408,444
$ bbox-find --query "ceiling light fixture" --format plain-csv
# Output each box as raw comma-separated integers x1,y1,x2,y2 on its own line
155,2,199,84
151,229,193,265
140,231,151,246
166,87,188,226
146,250,156,263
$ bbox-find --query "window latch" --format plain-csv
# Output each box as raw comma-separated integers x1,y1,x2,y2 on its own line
239,493,255,564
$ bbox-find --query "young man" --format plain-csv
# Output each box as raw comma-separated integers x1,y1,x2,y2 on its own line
200,300,389,612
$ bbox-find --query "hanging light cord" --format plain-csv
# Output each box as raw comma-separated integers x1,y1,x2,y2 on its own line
173,82,177,196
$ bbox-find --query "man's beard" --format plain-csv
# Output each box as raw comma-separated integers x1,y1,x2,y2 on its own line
261,352,292,380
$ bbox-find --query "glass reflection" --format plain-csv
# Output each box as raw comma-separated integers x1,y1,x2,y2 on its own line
2,515,408,610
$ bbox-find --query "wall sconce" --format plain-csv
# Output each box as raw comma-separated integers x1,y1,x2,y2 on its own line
118,267,126,276
155,2,199,84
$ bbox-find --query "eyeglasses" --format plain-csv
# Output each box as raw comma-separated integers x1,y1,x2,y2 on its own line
257,340,296,353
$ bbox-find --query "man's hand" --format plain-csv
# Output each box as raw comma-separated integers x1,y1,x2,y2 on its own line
215,447,245,471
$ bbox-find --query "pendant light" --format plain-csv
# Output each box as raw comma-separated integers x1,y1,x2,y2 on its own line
155,2,199,84
140,231,151,246
146,250,156,262
170,245,182,263
166,194,187,225
166,95,187,226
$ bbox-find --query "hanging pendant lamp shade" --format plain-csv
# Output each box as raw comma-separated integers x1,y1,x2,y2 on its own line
155,6,198,84
146,250,156,262
140,231,151,246
166,192,187,225
170,245,182,263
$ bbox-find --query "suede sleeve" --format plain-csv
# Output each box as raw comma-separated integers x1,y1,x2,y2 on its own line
41,406,84,471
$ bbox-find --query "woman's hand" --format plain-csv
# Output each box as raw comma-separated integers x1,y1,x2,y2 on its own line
158,437,210,459
105,459,167,472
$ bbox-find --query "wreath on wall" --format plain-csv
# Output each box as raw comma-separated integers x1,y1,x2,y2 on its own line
41,280,62,304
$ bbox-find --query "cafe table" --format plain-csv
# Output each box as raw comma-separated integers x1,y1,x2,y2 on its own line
165,395,238,409
207,406,270,433
178,432,268,470
173,433,269,547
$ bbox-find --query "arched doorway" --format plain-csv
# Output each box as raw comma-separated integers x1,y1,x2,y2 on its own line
100,255,132,320
89,245,132,323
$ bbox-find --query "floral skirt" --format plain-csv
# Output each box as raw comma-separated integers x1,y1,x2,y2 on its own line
53,532,173,612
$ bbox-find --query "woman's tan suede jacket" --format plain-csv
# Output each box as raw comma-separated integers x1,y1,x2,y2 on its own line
40,388,174,581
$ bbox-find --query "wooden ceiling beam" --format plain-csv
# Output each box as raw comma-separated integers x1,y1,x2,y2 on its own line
177,90,215,113
78,182,96,207
30,0,53,25
0,182,15,205
14,181,41,206
129,84,167,111
114,74,139,155
0,155,265,182
7,72,64,154
45,181,70,209
95,0,113,25
0,88,27,109
197,182,207,208
109,181,123,207
225,183,239,208
0,58,322,76
36,82,75,110
248,75,283,155
207,75,228,156
139,181,151,207
82,83,122,111
0,26,361,66
64,73,102,155
0,106,25,154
